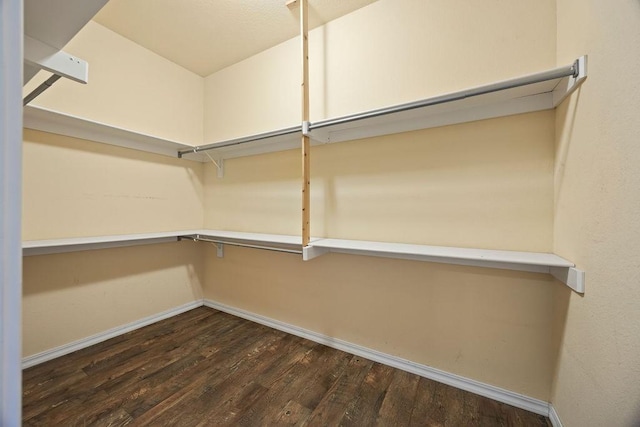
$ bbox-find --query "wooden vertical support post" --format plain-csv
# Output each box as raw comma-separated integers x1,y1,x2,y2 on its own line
300,0,311,247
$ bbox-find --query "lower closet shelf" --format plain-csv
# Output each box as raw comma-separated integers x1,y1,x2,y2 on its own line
303,238,585,294
22,230,199,256
22,230,584,293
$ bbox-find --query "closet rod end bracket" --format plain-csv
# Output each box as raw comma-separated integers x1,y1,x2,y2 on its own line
302,121,311,136
550,266,585,294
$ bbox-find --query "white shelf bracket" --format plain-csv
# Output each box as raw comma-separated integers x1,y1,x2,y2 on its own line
24,36,88,84
302,121,311,136
216,243,224,258
204,151,224,178
302,245,329,260
550,267,585,294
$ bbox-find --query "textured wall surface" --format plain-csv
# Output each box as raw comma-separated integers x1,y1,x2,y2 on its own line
552,0,640,425
24,21,204,146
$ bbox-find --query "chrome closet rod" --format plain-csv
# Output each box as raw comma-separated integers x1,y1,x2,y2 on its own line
177,125,300,158
177,60,579,157
23,74,61,106
310,61,579,130
180,236,303,255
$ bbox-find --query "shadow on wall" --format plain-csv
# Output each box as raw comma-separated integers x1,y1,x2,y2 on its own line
554,88,582,207
23,241,203,294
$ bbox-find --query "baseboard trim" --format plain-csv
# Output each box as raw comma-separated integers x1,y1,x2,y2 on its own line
548,404,563,427
22,300,203,369
202,299,550,416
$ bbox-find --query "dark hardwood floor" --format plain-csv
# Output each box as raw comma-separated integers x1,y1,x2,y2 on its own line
23,307,551,426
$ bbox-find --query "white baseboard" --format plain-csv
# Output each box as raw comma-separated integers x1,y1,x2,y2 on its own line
22,300,203,369
549,404,564,427
203,299,551,416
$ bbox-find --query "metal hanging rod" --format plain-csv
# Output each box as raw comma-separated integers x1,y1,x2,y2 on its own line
178,125,300,158
23,74,61,106
179,236,303,255
310,61,580,130
176,59,579,158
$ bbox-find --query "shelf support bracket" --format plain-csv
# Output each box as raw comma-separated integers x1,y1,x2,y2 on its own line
24,36,88,84
204,151,224,178
216,243,224,258
302,245,329,261
550,266,585,294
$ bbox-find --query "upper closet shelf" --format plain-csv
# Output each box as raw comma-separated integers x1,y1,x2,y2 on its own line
180,56,587,161
24,57,586,163
23,105,197,158
307,56,587,144
23,0,109,103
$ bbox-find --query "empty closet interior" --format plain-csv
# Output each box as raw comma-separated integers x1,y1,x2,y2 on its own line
20,0,639,425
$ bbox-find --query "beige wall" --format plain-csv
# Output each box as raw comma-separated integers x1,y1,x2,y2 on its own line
204,0,556,142
21,19,207,360
23,129,204,240
24,21,204,146
552,1,640,425
22,128,205,357
205,111,555,251
202,0,561,401
23,242,204,357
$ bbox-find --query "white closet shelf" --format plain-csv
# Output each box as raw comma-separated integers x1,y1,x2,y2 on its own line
24,57,586,164
23,105,198,159
22,230,200,256
303,238,585,294
21,229,312,257
22,230,585,292
182,56,587,162
23,0,109,102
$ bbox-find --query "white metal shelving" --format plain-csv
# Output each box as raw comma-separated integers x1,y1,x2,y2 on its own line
22,57,588,293
23,229,585,293
23,105,198,159
23,0,109,103
181,56,587,161
303,238,584,293
24,57,586,165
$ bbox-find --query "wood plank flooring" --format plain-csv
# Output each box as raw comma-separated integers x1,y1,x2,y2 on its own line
23,307,551,426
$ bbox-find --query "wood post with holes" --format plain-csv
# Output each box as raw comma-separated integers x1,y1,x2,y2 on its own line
300,0,310,247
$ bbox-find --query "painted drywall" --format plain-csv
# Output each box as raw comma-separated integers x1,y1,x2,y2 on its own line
23,241,204,357
203,0,557,142
202,0,561,401
21,20,207,361
23,21,204,146
205,111,555,251
203,245,563,401
22,129,205,359
23,129,204,240
551,1,640,425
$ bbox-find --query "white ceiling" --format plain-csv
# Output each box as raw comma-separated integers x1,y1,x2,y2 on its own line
93,0,378,77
